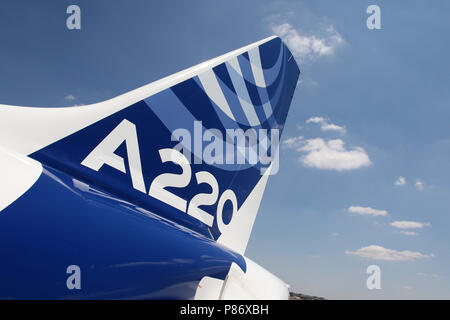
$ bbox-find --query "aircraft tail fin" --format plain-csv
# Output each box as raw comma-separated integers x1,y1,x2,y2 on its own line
0,36,300,254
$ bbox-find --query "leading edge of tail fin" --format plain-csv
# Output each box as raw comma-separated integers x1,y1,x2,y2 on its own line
0,36,300,254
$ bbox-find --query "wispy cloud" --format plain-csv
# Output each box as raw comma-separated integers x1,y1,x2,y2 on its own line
395,176,406,186
64,94,76,101
306,117,346,133
272,23,344,64
345,245,434,261
415,179,425,190
390,221,431,229
348,206,388,217
282,136,304,149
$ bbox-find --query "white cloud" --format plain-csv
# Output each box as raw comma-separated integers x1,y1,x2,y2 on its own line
415,180,424,190
390,221,431,229
64,94,76,101
395,176,406,186
306,117,326,124
306,116,346,133
345,245,434,261
272,23,344,63
282,136,304,149
331,232,340,236
297,138,371,171
348,206,388,217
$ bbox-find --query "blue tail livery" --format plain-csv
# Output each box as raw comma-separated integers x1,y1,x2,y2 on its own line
0,36,300,299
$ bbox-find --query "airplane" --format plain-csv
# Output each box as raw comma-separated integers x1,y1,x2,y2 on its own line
0,35,300,299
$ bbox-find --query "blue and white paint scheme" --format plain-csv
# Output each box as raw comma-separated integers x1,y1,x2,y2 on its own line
0,36,300,299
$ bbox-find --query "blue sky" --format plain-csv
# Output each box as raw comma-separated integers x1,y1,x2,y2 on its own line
1,1,450,299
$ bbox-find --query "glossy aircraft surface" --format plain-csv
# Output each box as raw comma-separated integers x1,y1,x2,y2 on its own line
0,36,300,299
